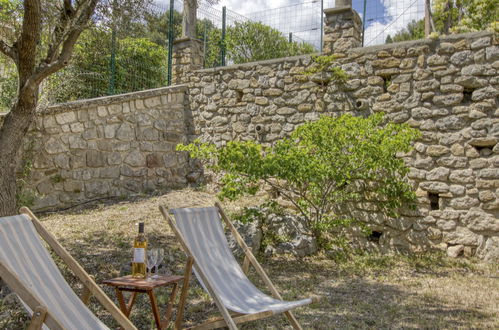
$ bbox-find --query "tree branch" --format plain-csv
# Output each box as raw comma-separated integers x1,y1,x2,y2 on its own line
45,0,76,64
31,0,98,84
0,40,17,61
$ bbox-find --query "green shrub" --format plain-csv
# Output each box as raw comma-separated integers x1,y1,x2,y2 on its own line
178,113,420,249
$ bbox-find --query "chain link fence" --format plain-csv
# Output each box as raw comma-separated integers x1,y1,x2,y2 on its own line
1,0,430,107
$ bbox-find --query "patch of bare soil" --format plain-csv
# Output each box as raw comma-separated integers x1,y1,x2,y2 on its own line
1,188,498,329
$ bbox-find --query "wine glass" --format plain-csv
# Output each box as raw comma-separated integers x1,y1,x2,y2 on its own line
152,248,164,279
147,248,158,280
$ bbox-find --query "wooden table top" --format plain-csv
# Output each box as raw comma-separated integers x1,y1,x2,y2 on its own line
103,275,184,290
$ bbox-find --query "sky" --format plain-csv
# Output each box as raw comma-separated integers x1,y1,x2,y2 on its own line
154,0,426,47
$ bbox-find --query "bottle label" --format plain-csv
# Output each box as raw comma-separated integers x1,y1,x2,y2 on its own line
133,248,145,263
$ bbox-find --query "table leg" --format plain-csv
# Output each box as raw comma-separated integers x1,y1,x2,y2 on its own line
115,288,128,314
115,288,138,317
125,292,138,317
147,289,162,330
162,283,179,328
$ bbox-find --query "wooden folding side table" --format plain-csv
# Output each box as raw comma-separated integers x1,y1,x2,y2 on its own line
103,274,184,330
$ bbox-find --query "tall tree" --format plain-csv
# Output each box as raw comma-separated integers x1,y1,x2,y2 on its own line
205,21,315,67
386,19,425,43
0,0,98,216
432,0,498,33
386,0,498,44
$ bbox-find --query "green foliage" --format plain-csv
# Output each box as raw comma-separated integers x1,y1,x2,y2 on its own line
45,31,167,103
178,114,420,249
302,54,348,85
0,0,22,26
432,0,498,34
0,59,17,112
386,0,497,44
386,19,425,43
205,21,315,67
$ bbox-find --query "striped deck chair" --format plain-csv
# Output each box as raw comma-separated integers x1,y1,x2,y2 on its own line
0,207,136,330
160,203,318,330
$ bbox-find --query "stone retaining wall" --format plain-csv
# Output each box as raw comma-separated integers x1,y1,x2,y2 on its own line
179,30,498,259
2,2,497,260
22,86,190,210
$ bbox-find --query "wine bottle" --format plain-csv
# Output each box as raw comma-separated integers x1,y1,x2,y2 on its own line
132,222,147,278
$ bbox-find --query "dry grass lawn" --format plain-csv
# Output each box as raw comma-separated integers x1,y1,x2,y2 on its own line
1,188,498,329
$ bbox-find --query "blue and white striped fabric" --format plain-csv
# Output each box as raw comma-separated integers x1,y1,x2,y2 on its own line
171,207,312,315
0,214,108,329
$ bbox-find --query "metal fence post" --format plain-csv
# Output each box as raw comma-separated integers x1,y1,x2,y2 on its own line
221,6,226,67
108,28,116,95
289,32,292,43
167,0,174,86
203,19,207,68
320,0,324,52
362,0,367,46
108,0,117,95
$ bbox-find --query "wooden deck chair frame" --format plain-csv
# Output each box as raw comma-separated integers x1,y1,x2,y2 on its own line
160,202,316,330
0,207,137,330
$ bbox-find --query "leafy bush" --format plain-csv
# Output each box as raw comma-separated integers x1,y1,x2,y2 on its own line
178,113,420,249
44,31,167,103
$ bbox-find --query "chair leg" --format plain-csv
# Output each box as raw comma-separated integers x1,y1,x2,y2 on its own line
284,311,302,330
27,306,47,330
81,275,94,305
175,257,193,330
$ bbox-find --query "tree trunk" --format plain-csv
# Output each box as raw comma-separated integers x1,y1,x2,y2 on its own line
0,87,38,216
182,0,197,38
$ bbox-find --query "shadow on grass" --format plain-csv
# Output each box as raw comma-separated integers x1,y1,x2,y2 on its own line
2,223,495,330
311,279,491,330
248,256,495,330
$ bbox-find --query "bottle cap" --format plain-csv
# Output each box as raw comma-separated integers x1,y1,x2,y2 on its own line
138,222,144,233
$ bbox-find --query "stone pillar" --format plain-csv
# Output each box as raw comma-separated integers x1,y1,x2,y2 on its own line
172,37,203,85
323,0,362,54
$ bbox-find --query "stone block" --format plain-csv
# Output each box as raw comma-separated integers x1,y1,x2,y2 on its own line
470,37,491,50
55,111,77,125
449,169,474,183
86,150,106,167
449,196,480,209
107,152,121,165
124,150,146,167
435,116,466,131
144,97,161,108
255,97,269,105
426,167,450,181
478,168,499,179
454,76,487,88
476,236,499,261
443,226,479,245
436,219,457,231
447,245,464,258
419,181,449,193
471,86,498,101
68,136,87,149
116,123,135,141
146,153,163,168
99,167,120,179
426,145,449,157
121,165,147,177
433,94,463,106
